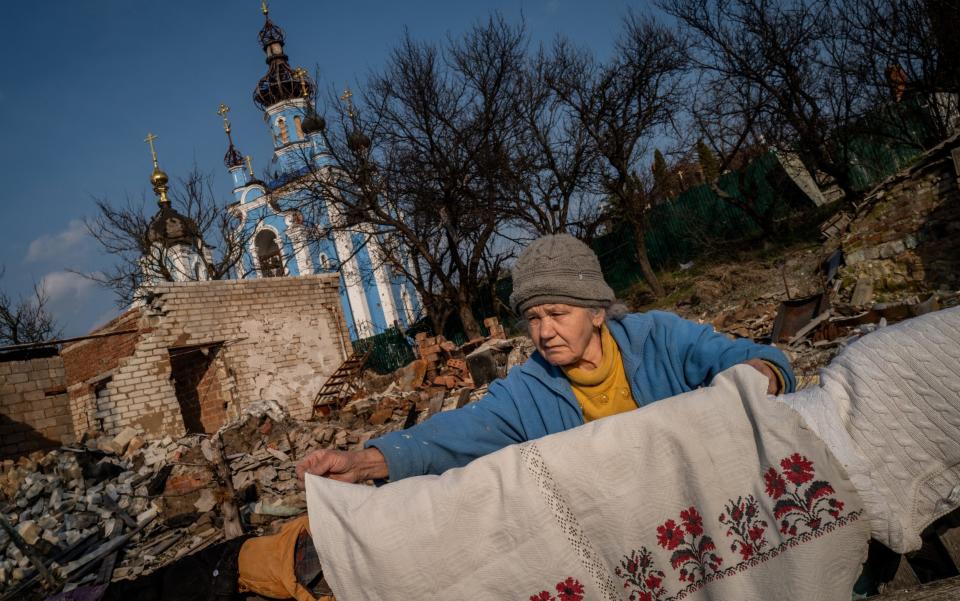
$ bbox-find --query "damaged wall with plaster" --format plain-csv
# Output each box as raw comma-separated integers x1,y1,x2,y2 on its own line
61,274,350,439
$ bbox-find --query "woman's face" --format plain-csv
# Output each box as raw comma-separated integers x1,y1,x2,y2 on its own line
524,304,604,367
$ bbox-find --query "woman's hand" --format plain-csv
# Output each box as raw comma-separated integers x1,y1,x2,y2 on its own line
295,447,389,484
743,358,782,395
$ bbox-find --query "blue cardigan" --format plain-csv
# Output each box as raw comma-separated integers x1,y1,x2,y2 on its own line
367,310,795,481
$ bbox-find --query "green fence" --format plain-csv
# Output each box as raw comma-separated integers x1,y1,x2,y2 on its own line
593,134,926,294
352,327,416,374
593,151,806,291
844,98,932,191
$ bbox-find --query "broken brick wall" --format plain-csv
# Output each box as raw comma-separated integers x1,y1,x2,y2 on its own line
841,140,960,299
61,275,350,440
0,356,73,459
168,344,227,434
60,309,142,437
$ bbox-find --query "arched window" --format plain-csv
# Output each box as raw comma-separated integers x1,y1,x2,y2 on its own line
255,230,284,277
294,115,304,139
319,253,330,270
277,117,289,144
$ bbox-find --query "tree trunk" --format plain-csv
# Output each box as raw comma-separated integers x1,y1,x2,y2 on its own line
423,298,450,338
457,294,483,340
631,221,665,298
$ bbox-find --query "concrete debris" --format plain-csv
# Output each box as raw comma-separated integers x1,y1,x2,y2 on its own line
669,243,959,391
850,277,874,307
0,333,535,600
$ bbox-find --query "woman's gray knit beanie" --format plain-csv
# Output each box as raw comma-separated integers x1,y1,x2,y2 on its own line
509,233,615,315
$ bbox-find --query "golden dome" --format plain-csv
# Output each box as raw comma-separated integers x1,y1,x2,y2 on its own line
151,166,169,188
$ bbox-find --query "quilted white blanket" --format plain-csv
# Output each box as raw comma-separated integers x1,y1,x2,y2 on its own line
307,365,870,600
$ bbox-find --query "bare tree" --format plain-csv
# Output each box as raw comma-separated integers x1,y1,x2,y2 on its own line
0,267,61,345
298,16,527,337
509,51,604,241
83,169,255,306
836,0,959,146
664,0,878,205
547,12,687,297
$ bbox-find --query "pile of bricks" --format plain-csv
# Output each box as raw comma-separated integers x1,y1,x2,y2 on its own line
412,317,508,390
0,332,536,600
0,402,330,600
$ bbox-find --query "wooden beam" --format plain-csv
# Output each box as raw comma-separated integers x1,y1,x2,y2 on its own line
0,329,139,352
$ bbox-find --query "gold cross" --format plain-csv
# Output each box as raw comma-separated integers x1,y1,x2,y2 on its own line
295,67,309,98
144,132,159,167
340,88,354,118
246,155,254,177
217,103,231,132
261,0,268,15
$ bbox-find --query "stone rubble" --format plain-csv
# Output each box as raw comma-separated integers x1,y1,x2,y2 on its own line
0,336,534,601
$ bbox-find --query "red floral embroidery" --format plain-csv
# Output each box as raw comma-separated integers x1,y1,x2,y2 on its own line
680,507,704,537
616,548,668,601
657,507,722,584
556,577,585,601
527,578,584,601
828,498,846,519
616,451,859,598
719,495,769,564
781,453,815,485
644,573,663,591
763,467,786,499
656,519,684,550
765,454,843,536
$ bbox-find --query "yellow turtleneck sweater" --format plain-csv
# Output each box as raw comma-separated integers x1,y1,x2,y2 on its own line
562,325,636,422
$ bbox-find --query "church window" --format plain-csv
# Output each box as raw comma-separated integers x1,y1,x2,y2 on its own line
320,253,330,270
277,117,289,144
294,115,304,139
255,229,284,277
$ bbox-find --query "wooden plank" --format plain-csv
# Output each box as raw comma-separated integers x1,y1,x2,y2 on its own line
427,391,445,416
201,436,244,540
95,550,119,585
883,556,922,595
0,328,139,352
874,575,960,600
787,310,832,346
937,524,960,570
455,388,473,409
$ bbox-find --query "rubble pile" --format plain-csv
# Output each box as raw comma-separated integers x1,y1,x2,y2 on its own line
412,316,509,390
322,334,534,435
0,336,535,600
668,244,960,388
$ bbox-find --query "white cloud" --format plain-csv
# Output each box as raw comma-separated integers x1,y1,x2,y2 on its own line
39,271,97,306
26,220,91,263
34,271,116,338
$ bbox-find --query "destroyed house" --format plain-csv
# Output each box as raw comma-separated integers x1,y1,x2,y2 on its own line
0,275,352,457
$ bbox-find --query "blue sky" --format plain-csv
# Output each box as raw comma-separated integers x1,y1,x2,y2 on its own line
0,0,643,338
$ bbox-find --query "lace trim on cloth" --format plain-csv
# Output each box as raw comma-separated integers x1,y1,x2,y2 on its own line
520,442,621,601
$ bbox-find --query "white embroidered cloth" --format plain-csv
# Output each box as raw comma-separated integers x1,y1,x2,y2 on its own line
779,306,960,553
307,365,869,601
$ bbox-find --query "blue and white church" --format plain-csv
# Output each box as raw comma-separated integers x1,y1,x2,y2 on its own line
215,4,420,340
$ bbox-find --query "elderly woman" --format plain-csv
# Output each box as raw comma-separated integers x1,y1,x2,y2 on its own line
297,234,794,483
